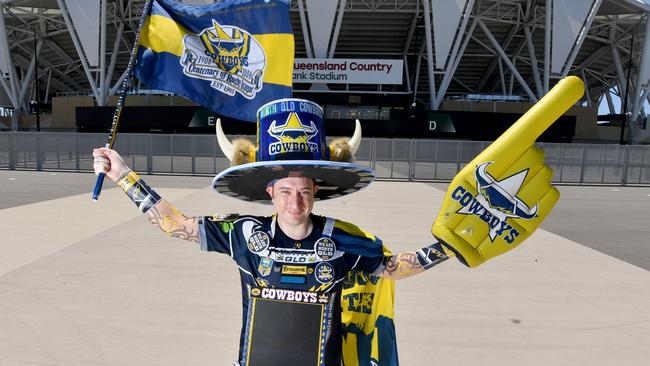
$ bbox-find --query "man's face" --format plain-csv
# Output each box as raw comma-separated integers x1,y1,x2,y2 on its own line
266,177,319,226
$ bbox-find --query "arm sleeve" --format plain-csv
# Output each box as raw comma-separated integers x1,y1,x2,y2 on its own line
331,220,390,274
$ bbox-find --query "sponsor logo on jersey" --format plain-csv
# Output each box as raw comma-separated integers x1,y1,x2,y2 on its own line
315,262,334,284
269,248,319,263
258,257,274,277
451,162,538,243
256,288,319,304
281,265,308,275
267,112,319,156
314,237,336,260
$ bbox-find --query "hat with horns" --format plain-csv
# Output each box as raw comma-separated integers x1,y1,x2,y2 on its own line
212,98,374,203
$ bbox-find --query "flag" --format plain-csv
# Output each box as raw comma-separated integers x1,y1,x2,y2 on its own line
341,256,399,365
134,0,294,122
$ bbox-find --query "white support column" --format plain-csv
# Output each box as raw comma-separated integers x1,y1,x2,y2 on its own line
611,43,628,107
17,40,43,106
57,0,100,99
412,39,427,104
544,0,551,92
403,55,411,94
631,77,650,121
524,25,544,98
297,0,313,58
605,89,615,114
327,0,346,58
434,18,477,109
632,14,650,120
44,68,52,104
105,20,125,96
99,0,108,105
581,69,591,106
478,18,537,101
110,68,129,95
498,58,506,95
0,4,18,107
560,0,603,78
422,0,437,109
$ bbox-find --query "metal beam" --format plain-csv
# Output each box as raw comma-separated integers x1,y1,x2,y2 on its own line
434,17,477,108
297,0,313,58
0,4,19,106
478,18,537,101
632,13,650,120
544,0,551,92
17,39,42,105
475,20,520,92
561,0,604,78
57,0,100,100
421,0,436,109
402,0,419,55
524,25,543,98
105,20,125,96
328,0,346,58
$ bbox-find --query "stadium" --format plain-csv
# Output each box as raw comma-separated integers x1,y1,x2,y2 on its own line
1,1,649,366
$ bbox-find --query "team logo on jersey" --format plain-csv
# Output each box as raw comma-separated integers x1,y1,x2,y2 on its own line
315,262,334,284
258,257,274,277
267,112,319,156
451,162,539,243
181,20,266,99
247,231,270,253
314,237,336,260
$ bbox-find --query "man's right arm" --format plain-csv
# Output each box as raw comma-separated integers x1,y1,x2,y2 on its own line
145,200,200,243
93,147,199,243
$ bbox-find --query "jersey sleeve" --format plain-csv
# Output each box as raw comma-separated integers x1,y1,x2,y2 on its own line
198,214,269,259
331,219,391,274
198,215,238,255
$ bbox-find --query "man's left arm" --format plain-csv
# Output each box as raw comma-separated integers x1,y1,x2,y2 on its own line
379,242,449,280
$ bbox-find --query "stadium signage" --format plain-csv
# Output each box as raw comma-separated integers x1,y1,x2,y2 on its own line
293,58,403,84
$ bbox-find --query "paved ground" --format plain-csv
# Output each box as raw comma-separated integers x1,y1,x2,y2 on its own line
1,170,649,366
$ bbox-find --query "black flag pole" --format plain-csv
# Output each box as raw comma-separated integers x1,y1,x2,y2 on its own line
92,0,153,201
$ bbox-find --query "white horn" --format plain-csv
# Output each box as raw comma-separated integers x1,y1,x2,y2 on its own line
348,119,362,155
215,118,234,161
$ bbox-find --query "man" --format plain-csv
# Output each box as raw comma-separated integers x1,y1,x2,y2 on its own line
93,98,448,366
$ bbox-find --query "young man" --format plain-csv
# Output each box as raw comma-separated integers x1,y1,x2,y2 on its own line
93,98,448,366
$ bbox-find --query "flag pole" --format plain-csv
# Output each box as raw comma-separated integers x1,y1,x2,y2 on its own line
92,0,153,201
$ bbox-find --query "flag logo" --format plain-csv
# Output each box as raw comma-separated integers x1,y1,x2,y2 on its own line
181,20,266,99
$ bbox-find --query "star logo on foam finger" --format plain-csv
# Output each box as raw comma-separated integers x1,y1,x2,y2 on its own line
455,162,539,242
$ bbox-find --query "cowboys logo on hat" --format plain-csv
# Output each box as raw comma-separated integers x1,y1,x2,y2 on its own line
212,98,374,203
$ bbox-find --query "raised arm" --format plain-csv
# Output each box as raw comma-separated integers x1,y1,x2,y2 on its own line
93,148,199,243
379,242,449,280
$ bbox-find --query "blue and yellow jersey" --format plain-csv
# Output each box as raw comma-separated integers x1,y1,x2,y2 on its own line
198,214,398,366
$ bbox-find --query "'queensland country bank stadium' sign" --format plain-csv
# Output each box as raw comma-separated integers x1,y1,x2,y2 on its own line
294,58,403,84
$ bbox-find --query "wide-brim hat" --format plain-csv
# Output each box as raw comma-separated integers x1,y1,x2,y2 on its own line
212,98,375,203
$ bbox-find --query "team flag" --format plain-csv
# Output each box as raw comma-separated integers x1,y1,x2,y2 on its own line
134,0,294,122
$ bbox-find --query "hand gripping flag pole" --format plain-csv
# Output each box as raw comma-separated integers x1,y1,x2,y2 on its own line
92,0,153,201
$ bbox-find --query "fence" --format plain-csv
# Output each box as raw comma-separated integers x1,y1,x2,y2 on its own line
1,132,649,185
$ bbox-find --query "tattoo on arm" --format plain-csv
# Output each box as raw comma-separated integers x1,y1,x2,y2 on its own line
382,252,425,280
380,242,449,280
146,200,200,243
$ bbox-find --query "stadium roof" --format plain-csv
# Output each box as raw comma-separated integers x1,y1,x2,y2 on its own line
1,0,648,117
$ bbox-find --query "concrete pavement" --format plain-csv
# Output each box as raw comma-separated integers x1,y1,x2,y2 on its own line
0,170,648,365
